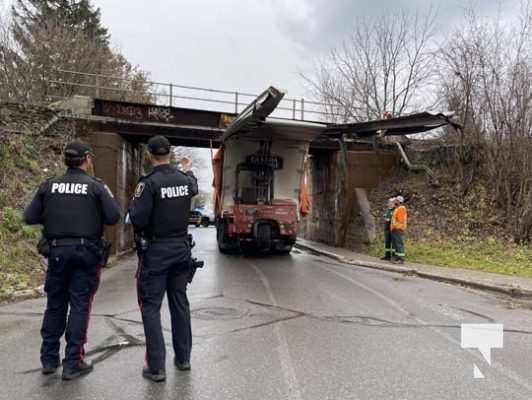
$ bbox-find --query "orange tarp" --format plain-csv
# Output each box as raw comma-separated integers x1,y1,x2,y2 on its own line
212,146,224,214
299,156,311,217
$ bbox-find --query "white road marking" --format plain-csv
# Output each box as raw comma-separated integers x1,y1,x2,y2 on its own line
248,261,303,400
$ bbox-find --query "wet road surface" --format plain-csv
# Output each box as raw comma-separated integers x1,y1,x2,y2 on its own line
2,227,532,399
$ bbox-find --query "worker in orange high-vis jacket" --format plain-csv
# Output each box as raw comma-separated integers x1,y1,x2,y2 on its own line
390,196,407,264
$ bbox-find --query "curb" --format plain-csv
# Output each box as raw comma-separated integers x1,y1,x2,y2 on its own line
11,285,45,302
7,251,135,304
295,241,532,299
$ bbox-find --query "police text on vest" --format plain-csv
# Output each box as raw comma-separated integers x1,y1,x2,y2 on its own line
51,182,88,195
161,185,189,199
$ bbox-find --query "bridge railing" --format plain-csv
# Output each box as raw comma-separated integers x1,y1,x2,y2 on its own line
43,69,342,121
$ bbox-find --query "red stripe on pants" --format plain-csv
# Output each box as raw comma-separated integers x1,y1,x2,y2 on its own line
136,256,144,312
79,263,101,367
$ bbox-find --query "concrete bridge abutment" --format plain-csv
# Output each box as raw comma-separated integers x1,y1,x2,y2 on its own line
299,148,399,249
89,131,143,255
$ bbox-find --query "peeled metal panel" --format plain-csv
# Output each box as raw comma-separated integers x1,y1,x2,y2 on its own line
227,120,326,143
222,86,285,141
255,119,326,142
330,111,459,138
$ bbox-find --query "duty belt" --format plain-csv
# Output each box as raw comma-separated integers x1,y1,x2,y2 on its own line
50,238,97,247
149,236,187,244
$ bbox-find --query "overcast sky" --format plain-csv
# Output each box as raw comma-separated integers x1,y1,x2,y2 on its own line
86,0,519,195
0,0,520,97
89,0,519,98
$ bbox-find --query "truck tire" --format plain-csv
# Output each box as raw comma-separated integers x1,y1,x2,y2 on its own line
201,217,210,228
276,244,293,254
256,223,272,252
217,221,233,253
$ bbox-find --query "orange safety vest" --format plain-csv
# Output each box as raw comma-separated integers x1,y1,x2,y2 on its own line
391,205,407,232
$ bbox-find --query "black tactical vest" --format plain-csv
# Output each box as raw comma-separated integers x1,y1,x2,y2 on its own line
145,165,193,239
42,169,103,239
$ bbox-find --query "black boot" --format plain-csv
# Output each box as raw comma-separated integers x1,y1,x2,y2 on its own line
41,365,58,375
392,257,405,265
175,358,191,371
142,367,166,382
62,361,93,381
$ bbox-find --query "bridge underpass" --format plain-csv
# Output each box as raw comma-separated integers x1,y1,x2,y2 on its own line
5,94,532,400
46,92,456,256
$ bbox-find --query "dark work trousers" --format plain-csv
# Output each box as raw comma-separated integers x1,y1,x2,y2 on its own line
41,245,100,370
384,222,394,259
136,242,192,372
391,231,406,260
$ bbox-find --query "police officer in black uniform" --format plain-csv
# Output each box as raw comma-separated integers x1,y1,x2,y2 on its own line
128,135,198,382
24,141,121,380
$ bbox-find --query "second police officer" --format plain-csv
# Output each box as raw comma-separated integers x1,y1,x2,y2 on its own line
24,142,121,380
128,135,198,382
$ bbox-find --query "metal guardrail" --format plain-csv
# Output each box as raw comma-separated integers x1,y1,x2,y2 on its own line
43,69,341,121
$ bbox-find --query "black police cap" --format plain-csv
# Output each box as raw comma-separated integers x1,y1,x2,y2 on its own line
147,135,171,155
64,141,92,159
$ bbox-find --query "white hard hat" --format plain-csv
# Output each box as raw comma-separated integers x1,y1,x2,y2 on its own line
396,196,405,203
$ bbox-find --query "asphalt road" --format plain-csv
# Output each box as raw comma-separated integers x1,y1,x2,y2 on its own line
2,228,532,399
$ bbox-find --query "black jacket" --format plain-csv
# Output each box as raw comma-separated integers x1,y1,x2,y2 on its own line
128,164,198,240
24,168,121,239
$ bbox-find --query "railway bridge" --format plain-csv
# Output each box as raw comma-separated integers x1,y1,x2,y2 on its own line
5,74,457,255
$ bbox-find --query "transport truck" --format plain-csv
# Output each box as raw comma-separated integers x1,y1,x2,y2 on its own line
212,86,459,254
213,87,317,253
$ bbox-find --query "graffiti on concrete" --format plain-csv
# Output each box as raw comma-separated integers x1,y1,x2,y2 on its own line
94,99,231,129
101,103,144,120
148,107,174,123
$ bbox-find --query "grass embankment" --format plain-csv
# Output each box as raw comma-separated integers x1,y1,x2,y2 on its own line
367,237,532,278
365,171,532,278
0,133,65,301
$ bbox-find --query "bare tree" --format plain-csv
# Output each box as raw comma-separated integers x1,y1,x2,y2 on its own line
0,4,152,104
304,9,438,122
439,3,532,242
0,8,23,102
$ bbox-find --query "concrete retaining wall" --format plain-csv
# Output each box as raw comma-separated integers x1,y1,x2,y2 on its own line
299,149,399,248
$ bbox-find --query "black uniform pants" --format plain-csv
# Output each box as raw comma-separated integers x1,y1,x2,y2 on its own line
41,245,100,370
136,242,192,372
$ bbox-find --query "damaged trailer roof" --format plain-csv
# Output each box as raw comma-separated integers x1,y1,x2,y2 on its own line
222,86,460,143
327,111,460,138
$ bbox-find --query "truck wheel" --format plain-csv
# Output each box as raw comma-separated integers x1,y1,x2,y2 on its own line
276,244,293,254
202,217,210,228
217,222,232,253
256,224,272,252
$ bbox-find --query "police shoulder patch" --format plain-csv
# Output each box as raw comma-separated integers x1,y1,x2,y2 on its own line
134,182,146,198
104,184,114,198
